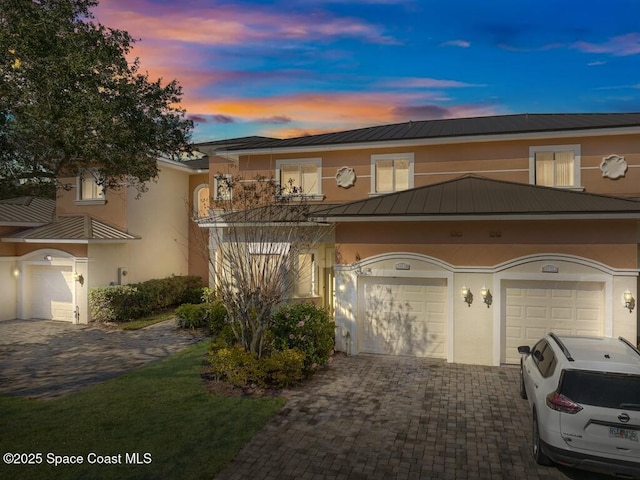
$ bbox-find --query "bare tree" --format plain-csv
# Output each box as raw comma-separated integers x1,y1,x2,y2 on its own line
204,175,332,357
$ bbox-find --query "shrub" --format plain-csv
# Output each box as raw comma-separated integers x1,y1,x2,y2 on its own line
209,345,265,387
89,285,151,323
262,349,305,387
89,275,203,323
270,303,335,374
175,303,208,329
175,301,228,334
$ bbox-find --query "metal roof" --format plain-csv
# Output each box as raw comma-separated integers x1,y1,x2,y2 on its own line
0,197,55,226
2,215,140,243
311,175,640,221
218,113,640,152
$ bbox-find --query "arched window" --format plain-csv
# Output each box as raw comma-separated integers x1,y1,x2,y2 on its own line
194,184,210,218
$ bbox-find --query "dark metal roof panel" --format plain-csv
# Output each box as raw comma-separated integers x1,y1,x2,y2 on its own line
3,215,140,241
0,197,55,225
222,113,640,151
312,175,640,218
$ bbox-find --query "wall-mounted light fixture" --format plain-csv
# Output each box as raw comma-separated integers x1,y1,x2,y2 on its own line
623,289,635,313
44,255,53,261
480,285,493,308
73,272,84,286
12,267,20,278
461,285,473,307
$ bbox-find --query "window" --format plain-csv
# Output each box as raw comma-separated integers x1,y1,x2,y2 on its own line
296,251,317,297
529,145,580,188
194,184,210,218
276,159,322,197
214,174,233,201
77,171,104,202
371,153,414,194
532,340,557,378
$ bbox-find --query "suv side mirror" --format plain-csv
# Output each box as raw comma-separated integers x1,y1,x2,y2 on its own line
518,345,531,355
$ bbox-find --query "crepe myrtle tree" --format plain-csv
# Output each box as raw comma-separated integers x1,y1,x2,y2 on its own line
0,0,193,199
206,174,331,358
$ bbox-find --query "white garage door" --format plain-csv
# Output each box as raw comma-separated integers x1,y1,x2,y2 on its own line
358,277,446,357
28,265,75,322
503,280,604,364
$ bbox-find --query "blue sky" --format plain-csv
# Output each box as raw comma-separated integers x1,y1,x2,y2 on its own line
94,0,640,142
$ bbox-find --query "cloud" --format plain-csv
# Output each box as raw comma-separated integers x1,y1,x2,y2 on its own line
95,0,398,46
587,60,607,67
256,115,293,124
441,40,471,48
212,115,235,124
392,103,500,121
380,77,485,89
573,33,640,56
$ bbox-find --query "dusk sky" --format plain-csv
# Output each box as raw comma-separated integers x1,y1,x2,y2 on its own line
94,0,640,143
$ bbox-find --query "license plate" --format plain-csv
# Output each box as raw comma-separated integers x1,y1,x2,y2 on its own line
610,427,639,442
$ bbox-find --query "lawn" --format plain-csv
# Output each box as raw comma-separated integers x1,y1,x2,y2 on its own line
0,341,285,480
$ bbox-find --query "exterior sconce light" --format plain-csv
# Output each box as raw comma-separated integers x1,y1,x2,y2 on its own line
480,285,492,307
44,255,53,261
623,289,635,313
12,267,20,278
73,272,84,286
461,285,473,307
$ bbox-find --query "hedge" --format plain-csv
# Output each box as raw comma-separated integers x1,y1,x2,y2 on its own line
89,275,203,323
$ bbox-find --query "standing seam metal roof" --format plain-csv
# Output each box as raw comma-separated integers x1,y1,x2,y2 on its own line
2,215,140,242
219,113,640,151
311,175,640,219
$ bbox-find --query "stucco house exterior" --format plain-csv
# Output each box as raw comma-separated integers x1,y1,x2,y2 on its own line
3,113,640,368
0,157,210,324
201,113,640,366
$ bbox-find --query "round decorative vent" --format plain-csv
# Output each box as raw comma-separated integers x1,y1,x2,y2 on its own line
335,166,356,188
600,154,627,179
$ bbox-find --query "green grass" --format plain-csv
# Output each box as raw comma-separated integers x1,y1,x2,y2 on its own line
115,311,177,330
0,341,285,480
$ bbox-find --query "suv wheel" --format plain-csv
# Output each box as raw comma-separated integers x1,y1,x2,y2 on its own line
519,360,527,399
532,410,553,466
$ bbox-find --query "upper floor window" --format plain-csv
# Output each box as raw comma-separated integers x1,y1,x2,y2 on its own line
276,158,322,198
214,174,233,201
529,145,580,188
194,184,210,218
77,170,104,203
371,153,414,194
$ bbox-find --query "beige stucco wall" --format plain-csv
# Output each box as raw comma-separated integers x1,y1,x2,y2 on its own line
125,163,190,284
334,220,639,269
230,132,640,202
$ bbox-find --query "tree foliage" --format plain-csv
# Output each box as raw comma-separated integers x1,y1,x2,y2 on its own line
208,175,332,358
0,0,193,198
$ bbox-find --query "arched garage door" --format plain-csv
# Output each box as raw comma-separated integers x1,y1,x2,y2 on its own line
26,265,75,322
358,277,447,357
503,280,604,364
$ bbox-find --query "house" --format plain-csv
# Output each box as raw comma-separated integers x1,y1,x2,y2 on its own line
3,113,640,368
0,157,211,324
201,113,640,366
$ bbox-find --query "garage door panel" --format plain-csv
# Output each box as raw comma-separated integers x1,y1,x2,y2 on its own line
503,280,604,364
28,266,74,322
359,277,446,358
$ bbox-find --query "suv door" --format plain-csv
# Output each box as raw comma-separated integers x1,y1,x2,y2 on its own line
523,340,557,407
558,370,640,461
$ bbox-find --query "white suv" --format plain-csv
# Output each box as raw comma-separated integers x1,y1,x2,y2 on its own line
518,334,640,478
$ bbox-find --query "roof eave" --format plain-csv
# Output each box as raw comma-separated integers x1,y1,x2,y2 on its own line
216,126,640,156
312,212,640,222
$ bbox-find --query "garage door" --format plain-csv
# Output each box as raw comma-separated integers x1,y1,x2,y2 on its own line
503,280,604,364
359,277,446,357
27,265,75,322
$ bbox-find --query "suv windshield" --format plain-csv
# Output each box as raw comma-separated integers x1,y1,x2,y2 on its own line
560,370,640,410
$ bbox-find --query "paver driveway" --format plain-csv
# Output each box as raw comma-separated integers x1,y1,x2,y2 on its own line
0,318,203,399
215,354,611,480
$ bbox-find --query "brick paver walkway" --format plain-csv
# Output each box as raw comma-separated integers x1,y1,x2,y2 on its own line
0,318,203,399
215,354,607,480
